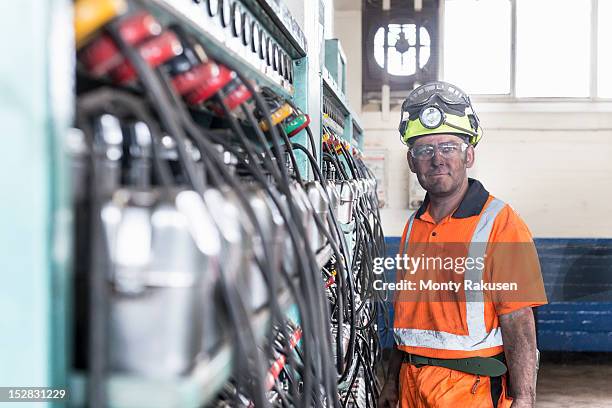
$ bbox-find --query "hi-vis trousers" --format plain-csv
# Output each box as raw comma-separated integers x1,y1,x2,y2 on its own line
399,362,513,408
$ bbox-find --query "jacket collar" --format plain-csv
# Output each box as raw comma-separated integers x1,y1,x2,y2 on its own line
415,178,490,220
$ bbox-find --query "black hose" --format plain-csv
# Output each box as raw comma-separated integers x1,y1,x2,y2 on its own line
106,22,270,407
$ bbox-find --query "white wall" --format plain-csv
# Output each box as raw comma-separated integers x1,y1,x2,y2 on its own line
363,109,612,238
335,9,612,239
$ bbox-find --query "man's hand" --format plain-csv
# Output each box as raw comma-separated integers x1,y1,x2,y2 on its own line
499,307,538,408
378,381,399,408
378,347,404,408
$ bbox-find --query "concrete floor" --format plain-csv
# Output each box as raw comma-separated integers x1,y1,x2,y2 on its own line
537,353,612,408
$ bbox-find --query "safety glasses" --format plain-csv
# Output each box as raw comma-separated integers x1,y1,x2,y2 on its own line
409,141,468,160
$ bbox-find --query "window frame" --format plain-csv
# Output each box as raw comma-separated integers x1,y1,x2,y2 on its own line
373,23,432,77
441,0,611,102
361,0,440,100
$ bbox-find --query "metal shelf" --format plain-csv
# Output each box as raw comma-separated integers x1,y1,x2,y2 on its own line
321,68,365,150
142,0,294,99
350,108,363,136
70,347,232,408
322,115,345,136
242,0,307,57
69,290,298,408
322,68,349,115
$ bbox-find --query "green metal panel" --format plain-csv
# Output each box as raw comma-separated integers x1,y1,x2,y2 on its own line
290,57,315,179
0,0,73,406
289,0,325,181
324,39,346,95
343,113,352,143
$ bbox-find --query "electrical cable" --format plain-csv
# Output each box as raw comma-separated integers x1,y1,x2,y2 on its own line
78,12,386,407
229,85,339,407
76,88,183,408
105,21,271,408
201,127,328,407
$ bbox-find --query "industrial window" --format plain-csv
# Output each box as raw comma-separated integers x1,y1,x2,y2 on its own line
373,24,431,76
444,0,611,99
443,0,511,95
597,0,612,97
362,0,440,106
515,0,590,97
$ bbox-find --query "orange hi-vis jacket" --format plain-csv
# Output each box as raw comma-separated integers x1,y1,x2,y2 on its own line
393,179,547,360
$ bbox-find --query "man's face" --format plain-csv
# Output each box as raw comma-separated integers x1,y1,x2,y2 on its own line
407,134,474,196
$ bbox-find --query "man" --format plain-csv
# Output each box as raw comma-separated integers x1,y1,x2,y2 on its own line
379,81,547,408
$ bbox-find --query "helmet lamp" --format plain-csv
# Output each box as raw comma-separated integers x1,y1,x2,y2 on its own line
419,106,444,129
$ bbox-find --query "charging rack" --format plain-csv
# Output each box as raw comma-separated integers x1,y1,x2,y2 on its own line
1,0,371,406
69,1,322,406
321,66,363,151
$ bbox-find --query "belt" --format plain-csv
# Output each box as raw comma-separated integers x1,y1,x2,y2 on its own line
402,352,507,377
